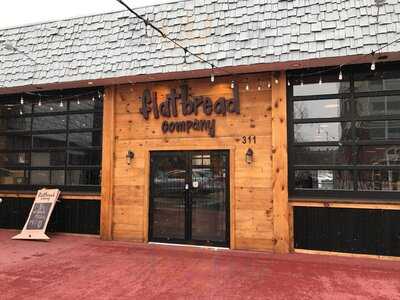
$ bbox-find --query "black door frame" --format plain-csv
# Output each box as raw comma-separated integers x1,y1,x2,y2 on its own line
148,150,230,247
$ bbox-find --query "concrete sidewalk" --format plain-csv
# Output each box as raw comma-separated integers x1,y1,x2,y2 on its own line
0,230,399,299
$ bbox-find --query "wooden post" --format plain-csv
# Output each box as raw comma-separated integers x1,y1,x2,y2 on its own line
100,86,116,240
271,71,290,253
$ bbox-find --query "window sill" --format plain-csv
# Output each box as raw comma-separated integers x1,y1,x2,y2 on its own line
289,197,400,210
0,190,101,201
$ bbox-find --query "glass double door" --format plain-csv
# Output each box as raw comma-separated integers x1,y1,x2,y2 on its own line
149,151,229,247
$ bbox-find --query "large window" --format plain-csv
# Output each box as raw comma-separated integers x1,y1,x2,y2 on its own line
0,88,103,192
288,63,400,199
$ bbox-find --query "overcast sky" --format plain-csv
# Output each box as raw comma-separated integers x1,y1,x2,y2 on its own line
0,0,174,29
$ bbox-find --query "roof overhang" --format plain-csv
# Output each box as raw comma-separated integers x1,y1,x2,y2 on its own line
0,51,399,95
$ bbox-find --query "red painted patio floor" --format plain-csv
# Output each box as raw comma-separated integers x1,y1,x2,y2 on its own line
1,230,399,299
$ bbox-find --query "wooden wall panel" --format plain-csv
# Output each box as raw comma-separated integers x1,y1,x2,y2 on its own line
100,86,115,240
101,74,284,252
271,71,290,253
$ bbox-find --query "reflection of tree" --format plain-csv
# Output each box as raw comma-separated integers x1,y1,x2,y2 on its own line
294,102,307,142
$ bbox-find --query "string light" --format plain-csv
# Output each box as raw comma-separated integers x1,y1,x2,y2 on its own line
20,95,24,105
338,68,343,81
371,61,376,71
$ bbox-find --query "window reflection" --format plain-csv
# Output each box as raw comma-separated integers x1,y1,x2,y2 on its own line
0,153,29,167
33,134,67,148
294,146,352,165
68,150,101,166
0,118,31,131
31,152,65,167
0,90,103,190
0,135,31,150
356,95,400,117
32,116,67,130
33,99,66,113
295,170,353,190
358,170,400,191
294,122,351,142
355,77,400,93
292,74,351,96
0,169,28,185
356,121,400,141
69,132,102,148
69,113,102,129
0,101,32,116
66,169,100,185
294,99,351,119
30,170,65,185
357,146,400,166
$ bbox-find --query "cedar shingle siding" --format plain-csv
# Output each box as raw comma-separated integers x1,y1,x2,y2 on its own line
0,0,399,88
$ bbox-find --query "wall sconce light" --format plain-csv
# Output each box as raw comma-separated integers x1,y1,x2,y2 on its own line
126,150,135,165
246,148,254,164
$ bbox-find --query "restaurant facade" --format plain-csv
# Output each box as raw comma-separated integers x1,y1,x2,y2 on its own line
1,0,400,257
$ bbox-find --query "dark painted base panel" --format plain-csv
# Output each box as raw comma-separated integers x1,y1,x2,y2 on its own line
294,207,400,256
0,198,100,235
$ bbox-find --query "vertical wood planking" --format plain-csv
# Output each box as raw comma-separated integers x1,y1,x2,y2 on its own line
271,71,290,253
109,75,275,250
100,86,116,240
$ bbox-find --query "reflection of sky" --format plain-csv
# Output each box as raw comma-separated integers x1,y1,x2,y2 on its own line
295,123,344,142
293,82,350,96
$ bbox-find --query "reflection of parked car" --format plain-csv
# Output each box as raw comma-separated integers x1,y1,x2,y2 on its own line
154,169,186,186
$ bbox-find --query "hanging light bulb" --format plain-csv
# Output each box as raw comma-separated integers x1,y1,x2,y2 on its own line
92,95,96,102
338,69,343,81
231,80,235,89
245,79,250,91
274,78,279,85
19,109,23,115
98,90,102,100
20,95,24,105
371,61,376,71
300,78,304,86
319,76,323,85
287,79,291,87
210,73,215,83
267,81,271,89
59,99,64,107
257,80,262,91
38,98,42,107
77,97,80,105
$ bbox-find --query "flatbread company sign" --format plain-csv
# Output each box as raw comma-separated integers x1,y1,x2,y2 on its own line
139,84,240,137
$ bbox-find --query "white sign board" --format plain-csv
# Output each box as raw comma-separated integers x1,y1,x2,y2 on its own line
12,189,60,240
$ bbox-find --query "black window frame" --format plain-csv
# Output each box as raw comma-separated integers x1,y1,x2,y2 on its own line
0,88,103,193
288,62,400,200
